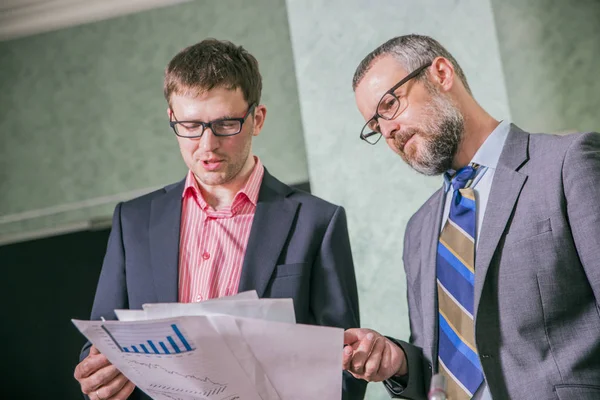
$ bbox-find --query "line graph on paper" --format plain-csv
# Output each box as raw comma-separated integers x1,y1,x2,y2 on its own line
101,321,195,355
146,387,240,400
128,360,232,399
128,360,226,386
146,385,239,400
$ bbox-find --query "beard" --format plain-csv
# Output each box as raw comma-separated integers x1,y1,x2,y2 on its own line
394,91,464,176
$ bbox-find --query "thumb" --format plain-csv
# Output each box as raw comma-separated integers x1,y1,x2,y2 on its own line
344,329,362,345
89,345,101,356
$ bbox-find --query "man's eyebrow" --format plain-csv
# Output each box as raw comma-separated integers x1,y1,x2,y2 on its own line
215,113,235,120
181,113,236,122
210,109,248,120
389,85,409,96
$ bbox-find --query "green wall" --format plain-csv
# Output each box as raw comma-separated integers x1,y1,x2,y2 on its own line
492,0,600,133
0,0,307,243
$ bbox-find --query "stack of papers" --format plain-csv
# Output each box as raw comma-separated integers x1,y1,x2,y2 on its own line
72,291,343,400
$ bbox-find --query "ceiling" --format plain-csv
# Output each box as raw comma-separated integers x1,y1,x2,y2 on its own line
0,0,191,41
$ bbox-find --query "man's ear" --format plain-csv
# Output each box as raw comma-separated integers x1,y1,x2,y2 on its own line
251,104,267,136
429,56,456,92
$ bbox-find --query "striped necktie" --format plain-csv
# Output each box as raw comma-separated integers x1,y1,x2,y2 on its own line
436,164,484,399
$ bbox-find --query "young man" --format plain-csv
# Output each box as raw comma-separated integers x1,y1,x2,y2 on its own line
344,34,600,399
75,39,366,400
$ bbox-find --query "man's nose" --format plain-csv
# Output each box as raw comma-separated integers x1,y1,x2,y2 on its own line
199,127,219,151
379,118,400,139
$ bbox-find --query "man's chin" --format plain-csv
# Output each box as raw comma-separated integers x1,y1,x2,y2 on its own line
196,172,228,187
398,149,417,166
411,160,448,176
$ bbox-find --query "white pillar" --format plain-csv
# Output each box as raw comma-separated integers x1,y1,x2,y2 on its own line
286,1,511,397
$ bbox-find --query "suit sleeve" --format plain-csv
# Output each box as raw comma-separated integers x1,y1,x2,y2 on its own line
310,206,367,399
78,203,140,399
383,219,429,399
563,132,600,304
79,203,128,359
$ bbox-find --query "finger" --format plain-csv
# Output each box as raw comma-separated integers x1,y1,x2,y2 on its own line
75,353,111,381
363,336,386,381
380,339,392,376
96,373,129,399
107,379,136,400
80,365,120,394
342,345,354,370
350,332,377,374
90,345,101,356
343,329,362,345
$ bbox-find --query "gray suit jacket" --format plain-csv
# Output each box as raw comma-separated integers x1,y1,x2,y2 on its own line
80,169,367,399
387,126,600,399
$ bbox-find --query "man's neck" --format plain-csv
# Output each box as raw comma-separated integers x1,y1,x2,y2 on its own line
452,104,500,170
199,155,256,210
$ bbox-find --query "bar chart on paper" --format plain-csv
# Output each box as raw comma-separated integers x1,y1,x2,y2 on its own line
102,321,196,355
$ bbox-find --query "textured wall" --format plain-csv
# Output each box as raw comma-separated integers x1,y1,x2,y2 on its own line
492,0,600,133
0,0,307,243
285,0,511,397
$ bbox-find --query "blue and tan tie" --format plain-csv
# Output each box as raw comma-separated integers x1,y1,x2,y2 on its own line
436,164,484,399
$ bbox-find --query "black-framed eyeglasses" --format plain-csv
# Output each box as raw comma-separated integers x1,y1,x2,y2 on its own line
169,103,256,138
360,62,432,145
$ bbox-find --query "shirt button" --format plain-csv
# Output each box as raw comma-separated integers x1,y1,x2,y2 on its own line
202,251,210,260
196,295,202,302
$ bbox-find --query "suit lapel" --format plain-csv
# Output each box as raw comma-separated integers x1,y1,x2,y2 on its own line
149,180,184,303
238,170,298,297
474,126,529,318
420,189,445,367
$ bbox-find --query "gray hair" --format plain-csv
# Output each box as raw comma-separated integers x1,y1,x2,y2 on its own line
352,34,472,95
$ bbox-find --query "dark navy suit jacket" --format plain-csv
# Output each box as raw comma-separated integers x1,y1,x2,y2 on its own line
80,169,367,399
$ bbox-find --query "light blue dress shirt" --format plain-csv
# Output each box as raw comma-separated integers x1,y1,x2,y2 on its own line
440,119,511,400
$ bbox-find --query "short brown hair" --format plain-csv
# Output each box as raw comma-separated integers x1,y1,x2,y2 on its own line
164,38,262,106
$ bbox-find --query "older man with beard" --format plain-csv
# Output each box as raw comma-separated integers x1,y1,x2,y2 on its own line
343,34,600,400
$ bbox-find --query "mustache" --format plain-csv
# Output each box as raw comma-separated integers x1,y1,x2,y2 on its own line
394,129,419,151
194,152,228,161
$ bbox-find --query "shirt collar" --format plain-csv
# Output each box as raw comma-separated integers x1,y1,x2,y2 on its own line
234,156,264,207
182,156,264,213
443,119,511,191
470,119,511,170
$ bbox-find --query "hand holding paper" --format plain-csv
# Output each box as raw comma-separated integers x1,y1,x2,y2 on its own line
73,291,344,400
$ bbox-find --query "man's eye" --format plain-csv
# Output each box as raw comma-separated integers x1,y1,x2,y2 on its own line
181,122,202,130
380,96,397,111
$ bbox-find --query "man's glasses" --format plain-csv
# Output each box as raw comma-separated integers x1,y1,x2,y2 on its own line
360,63,432,145
170,104,256,138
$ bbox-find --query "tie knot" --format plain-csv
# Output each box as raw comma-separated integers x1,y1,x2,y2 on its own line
450,165,478,190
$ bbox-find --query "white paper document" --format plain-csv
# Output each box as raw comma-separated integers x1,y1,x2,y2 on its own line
73,292,343,400
143,298,296,324
73,316,263,400
114,291,261,322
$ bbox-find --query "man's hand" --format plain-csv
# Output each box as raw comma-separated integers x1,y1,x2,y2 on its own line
74,345,135,399
342,328,407,382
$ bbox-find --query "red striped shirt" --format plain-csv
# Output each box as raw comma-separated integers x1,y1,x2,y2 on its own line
178,158,264,303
